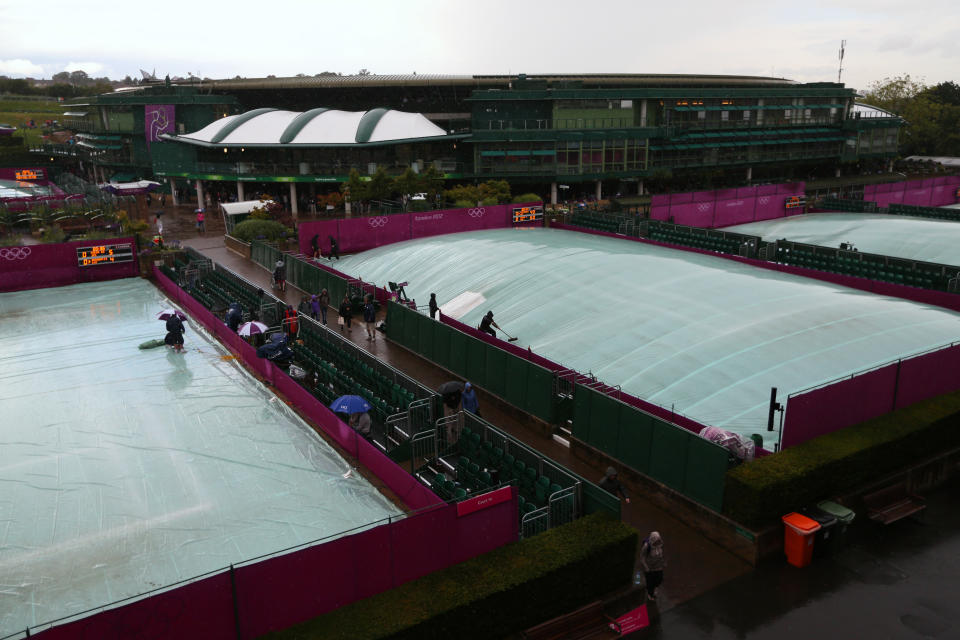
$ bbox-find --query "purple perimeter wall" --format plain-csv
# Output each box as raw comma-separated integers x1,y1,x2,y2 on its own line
0,237,139,292
864,176,960,209
649,184,805,229
297,203,539,257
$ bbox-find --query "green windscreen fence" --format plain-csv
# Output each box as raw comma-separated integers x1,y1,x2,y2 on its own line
572,384,730,512
387,302,557,424
251,240,350,304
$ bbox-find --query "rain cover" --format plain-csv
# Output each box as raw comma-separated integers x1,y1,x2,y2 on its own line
335,228,960,437
0,279,400,635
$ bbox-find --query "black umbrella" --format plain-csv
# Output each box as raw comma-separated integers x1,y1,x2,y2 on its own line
437,381,464,395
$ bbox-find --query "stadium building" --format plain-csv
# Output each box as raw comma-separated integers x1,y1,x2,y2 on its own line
44,74,904,206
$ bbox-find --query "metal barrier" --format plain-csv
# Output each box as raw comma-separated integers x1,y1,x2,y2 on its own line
436,413,463,457
548,485,577,529
410,429,438,475
521,506,550,539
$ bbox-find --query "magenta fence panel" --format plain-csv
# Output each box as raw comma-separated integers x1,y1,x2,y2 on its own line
647,183,805,229
650,194,670,207
0,237,138,292
669,202,711,226
338,214,411,253
863,177,960,210
782,363,900,448
447,488,520,564
895,344,960,409
902,188,930,206
756,184,779,196
32,571,236,640
353,524,394,600
298,219,339,256
713,197,757,227
297,204,532,259
390,505,455,584
234,535,360,639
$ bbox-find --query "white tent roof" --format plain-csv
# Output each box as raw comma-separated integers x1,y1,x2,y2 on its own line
221,200,274,215
172,108,447,147
852,103,900,119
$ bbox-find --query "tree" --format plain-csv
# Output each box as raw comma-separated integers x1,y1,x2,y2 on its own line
357,69,372,76
862,75,926,115
394,168,422,209
926,81,960,106
419,167,445,204
52,71,70,84
478,179,511,204
69,70,90,85
365,167,395,202
342,169,369,210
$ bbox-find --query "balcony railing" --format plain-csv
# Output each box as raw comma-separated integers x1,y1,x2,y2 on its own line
480,117,636,131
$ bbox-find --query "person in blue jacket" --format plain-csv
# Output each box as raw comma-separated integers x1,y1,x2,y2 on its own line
363,295,377,342
225,302,243,332
461,382,480,416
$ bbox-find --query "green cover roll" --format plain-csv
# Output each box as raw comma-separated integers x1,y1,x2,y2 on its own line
138,338,166,350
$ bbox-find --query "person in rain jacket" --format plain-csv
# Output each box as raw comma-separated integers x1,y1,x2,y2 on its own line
363,295,377,342
461,382,479,416
317,288,330,324
225,302,243,332
640,531,666,601
338,294,352,333
429,293,439,319
598,467,630,504
273,259,286,292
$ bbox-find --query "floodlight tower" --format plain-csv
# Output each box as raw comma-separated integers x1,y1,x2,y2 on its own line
838,40,846,83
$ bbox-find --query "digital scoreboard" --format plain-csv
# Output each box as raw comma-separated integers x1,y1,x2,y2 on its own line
784,196,806,210
76,243,135,267
15,168,45,181
512,205,543,224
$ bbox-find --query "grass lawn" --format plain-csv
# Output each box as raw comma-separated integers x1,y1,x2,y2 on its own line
0,97,69,145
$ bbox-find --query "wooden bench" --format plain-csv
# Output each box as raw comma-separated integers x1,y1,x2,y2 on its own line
863,484,926,525
523,600,620,640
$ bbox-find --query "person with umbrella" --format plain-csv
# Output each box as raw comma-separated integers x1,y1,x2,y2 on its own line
330,395,372,439
159,309,186,353
438,381,464,416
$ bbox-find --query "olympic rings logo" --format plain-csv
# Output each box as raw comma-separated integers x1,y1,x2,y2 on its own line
758,197,770,205
467,207,485,218
368,216,389,228
697,203,711,212
0,247,31,260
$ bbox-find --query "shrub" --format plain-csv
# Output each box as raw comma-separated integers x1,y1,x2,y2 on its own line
480,197,498,206
513,193,541,203
264,512,637,640
231,219,288,243
453,199,474,209
723,391,960,528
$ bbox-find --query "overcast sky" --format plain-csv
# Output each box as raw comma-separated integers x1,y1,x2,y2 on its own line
1,0,956,93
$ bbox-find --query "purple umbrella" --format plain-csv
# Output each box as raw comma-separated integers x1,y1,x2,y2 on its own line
157,308,187,321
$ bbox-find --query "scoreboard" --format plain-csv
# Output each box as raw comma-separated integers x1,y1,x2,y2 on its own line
77,243,135,267
512,205,543,224
784,196,806,210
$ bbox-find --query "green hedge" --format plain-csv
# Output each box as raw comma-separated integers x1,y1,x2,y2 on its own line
513,193,541,203
723,391,960,528
232,219,289,243
262,512,637,640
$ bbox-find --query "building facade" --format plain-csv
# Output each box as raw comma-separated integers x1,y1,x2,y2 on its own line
47,74,904,204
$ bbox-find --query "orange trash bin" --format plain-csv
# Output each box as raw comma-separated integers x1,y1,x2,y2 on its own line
782,512,821,568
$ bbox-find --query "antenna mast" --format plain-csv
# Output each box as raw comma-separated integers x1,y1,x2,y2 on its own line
838,40,846,83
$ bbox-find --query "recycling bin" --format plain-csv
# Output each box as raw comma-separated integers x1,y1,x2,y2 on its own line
781,512,821,568
801,506,838,557
817,500,856,550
